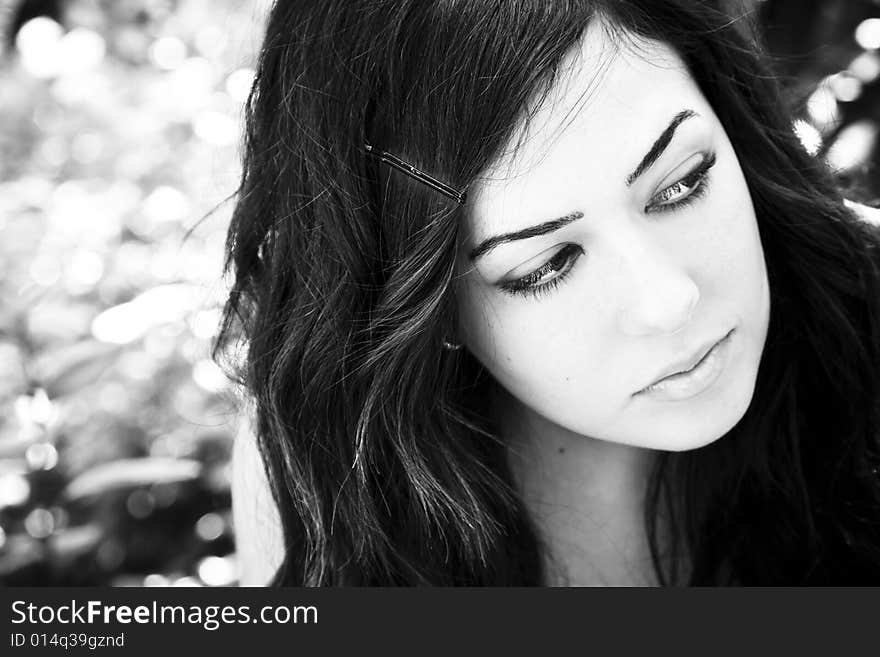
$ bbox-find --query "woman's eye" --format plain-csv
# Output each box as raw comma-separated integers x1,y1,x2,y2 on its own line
647,152,716,213
500,244,584,299
494,153,716,301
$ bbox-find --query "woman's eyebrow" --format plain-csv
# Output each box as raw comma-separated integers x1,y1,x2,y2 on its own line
625,109,698,186
468,211,584,262
468,108,698,263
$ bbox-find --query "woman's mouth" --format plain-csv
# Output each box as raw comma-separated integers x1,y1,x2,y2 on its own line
635,328,736,401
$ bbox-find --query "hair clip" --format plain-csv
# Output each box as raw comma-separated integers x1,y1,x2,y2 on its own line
364,143,466,205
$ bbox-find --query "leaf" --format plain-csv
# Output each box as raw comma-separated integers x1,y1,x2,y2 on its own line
30,338,124,398
49,523,104,559
63,457,201,500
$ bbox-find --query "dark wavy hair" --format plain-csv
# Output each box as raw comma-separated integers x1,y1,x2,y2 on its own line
214,0,880,585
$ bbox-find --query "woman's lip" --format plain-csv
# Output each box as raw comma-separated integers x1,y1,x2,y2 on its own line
640,328,735,391
634,328,735,400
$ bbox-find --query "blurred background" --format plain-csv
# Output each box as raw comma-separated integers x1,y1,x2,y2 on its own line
0,0,878,587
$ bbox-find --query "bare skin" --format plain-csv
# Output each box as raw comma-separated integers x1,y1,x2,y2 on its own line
456,24,770,584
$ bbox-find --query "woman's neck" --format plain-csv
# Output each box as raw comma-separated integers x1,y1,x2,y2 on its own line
496,389,666,586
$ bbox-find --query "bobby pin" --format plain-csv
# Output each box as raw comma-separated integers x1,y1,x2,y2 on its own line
364,143,467,204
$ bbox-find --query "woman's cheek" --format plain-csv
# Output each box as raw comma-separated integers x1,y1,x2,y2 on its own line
492,317,607,404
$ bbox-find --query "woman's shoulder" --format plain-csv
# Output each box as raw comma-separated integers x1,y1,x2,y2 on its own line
231,401,284,586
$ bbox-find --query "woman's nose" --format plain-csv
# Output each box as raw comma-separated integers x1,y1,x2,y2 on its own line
614,236,700,337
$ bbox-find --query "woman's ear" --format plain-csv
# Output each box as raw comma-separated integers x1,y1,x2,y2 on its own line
231,402,284,586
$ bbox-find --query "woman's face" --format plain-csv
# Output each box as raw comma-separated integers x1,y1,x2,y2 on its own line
456,28,770,452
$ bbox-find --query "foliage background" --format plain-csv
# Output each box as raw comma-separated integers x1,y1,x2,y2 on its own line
0,0,878,586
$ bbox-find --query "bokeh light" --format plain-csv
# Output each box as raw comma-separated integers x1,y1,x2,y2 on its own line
855,17,880,50
24,508,55,539
225,68,255,102
144,573,171,586
197,555,236,586
15,17,64,78
794,119,823,155
0,475,31,509
195,512,226,541
827,120,879,171
172,576,203,587
148,36,187,70
807,82,841,129
828,72,863,102
848,51,880,82
25,443,59,471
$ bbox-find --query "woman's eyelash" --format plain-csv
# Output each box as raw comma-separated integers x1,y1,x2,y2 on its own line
646,152,717,213
500,244,583,299
499,152,717,300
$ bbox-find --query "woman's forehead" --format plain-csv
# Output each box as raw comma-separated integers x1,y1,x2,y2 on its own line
466,27,711,238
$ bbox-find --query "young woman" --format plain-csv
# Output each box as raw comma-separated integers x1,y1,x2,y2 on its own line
217,0,880,585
